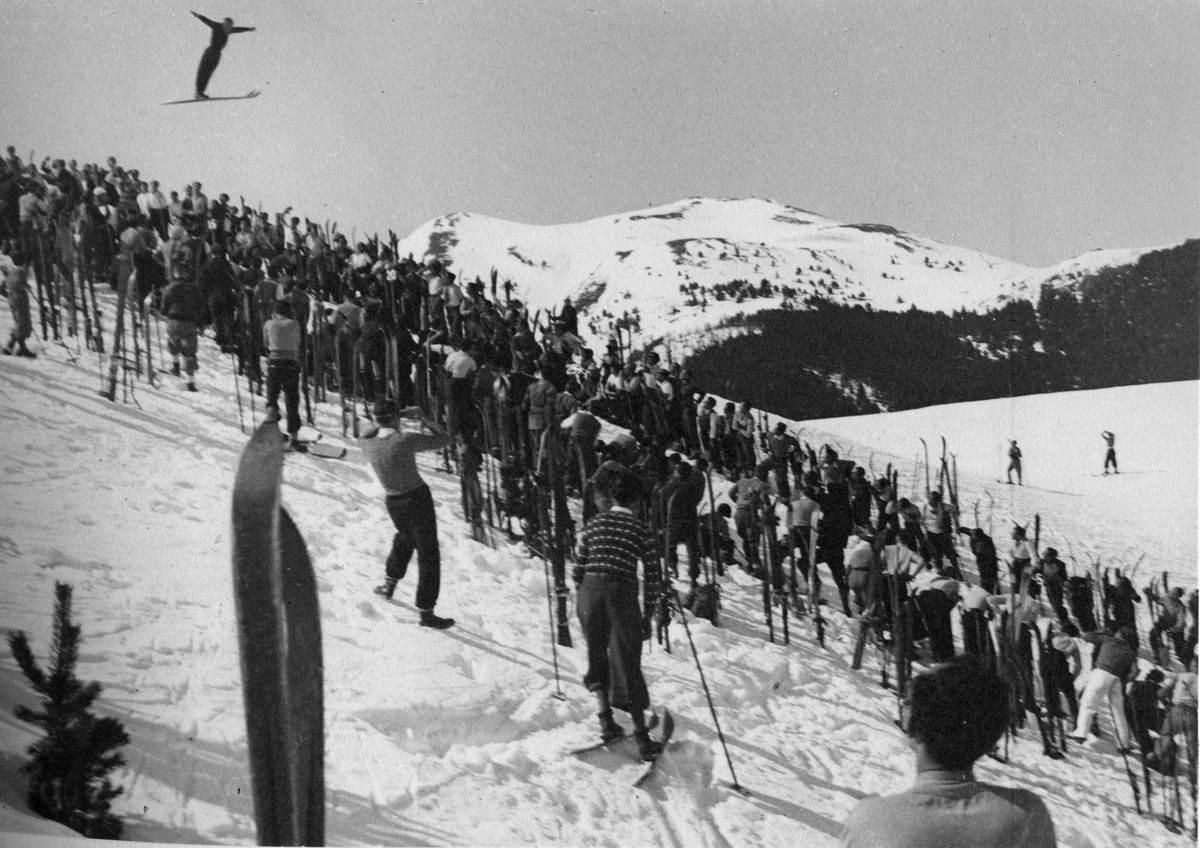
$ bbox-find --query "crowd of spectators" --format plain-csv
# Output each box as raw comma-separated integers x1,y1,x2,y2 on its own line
3,143,1196,840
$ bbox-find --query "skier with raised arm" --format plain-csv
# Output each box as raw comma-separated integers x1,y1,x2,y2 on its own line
363,403,455,630
1101,430,1118,475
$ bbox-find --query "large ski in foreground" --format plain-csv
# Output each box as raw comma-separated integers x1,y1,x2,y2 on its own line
231,421,325,845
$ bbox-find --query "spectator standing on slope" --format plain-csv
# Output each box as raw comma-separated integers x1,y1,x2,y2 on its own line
1150,587,1189,665
573,471,664,760
660,460,705,585
920,490,958,572
814,461,855,617
730,402,757,474
363,403,454,630
730,464,771,573
1037,547,1069,621
840,655,1057,848
956,526,1000,594
2,256,35,358
1153,657,1197,788
1069,625,1137,748
1101,430,1118,475
1009,525,1035,587
160,264,204,391
262,299,303,450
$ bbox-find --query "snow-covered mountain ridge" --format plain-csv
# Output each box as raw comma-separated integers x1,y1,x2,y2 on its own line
397,197,1180,356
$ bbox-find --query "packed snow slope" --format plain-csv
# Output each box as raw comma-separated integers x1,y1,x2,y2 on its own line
787,382,1198,590
397,197,1179,358
0,294,1196,846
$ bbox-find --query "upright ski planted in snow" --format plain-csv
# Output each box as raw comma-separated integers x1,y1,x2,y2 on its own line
230,422,325,845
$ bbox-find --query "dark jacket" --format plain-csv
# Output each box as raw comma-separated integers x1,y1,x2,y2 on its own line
161,279,204,323
1082,632,1137,680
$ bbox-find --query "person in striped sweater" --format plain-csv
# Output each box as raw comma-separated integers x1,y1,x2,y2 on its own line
574,471,664,760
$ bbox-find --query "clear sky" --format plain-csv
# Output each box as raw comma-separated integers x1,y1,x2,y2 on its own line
3,0,1197,267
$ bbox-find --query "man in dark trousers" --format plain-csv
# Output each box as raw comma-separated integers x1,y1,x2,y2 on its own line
191,11,256,99
660,460,706,585
160,265,205,391
573,471,663,760
199,243,238,351
957,526,1000,594
362,403,454,629
261,299,303,450
814,461,855,617
1006,440,1023,485
1101,430,1118,474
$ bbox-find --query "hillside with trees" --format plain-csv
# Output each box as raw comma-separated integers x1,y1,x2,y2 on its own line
685,241,1198,419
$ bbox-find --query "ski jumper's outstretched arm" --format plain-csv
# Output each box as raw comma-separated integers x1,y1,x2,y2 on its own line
192,11,220,30
230,25,256,34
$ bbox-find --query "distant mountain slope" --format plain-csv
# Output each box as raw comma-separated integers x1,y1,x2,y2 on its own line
397,197,1033,348
398,198,1195,418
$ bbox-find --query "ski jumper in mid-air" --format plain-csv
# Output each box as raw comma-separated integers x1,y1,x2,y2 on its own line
191,12,255,99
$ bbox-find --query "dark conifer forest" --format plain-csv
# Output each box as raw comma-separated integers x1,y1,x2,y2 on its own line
686,241,1198,420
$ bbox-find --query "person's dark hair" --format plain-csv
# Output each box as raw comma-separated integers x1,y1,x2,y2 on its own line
273,299,293,318
907,655,1008,770
717,503,732,518
611,471,641,507
373,399,398,426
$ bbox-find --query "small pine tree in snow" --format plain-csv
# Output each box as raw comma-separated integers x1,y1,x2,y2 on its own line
8,582,129,839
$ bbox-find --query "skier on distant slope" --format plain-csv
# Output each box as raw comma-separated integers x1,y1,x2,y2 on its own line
1006,439,1023,485
1101,430,1118,475
190,11,256,99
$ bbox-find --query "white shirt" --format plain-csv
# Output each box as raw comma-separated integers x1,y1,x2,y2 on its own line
442,349,477,380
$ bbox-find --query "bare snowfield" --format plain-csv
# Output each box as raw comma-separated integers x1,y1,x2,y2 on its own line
0,291,1195,846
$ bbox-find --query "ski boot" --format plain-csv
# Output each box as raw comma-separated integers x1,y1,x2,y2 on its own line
373,578,398,600
634,729,663,761
598,710,625,743
419,608,455,630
